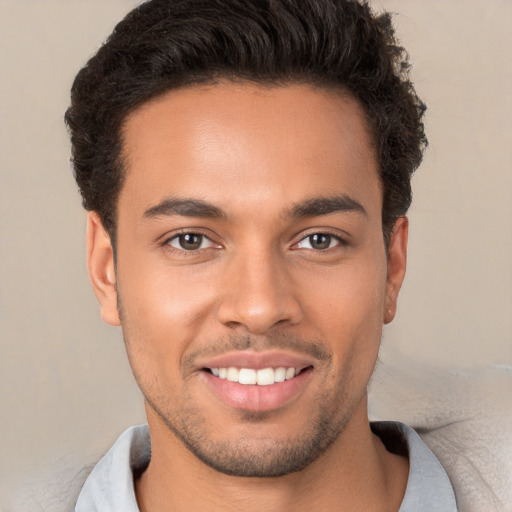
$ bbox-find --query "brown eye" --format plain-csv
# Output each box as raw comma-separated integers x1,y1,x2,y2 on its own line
168,233,207,251
296,233,341,250
309,234,331,250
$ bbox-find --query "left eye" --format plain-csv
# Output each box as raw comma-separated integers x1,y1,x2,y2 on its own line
296,233,340,250
167,233,215,251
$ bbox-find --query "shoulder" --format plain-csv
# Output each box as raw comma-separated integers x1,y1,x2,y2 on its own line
372,421,458,512
74,424,150,512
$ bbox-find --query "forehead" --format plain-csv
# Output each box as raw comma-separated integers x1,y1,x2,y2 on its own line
119,82,380,220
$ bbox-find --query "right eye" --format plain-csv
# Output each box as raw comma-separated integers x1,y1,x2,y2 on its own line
166,233,216,251
295,232,344,251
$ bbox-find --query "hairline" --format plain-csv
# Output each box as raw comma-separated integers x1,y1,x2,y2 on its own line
108,77,387,252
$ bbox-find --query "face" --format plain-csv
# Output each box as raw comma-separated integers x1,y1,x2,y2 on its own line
88,82,407,477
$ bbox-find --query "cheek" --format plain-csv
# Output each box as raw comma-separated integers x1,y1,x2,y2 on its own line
118,246,217,325
305,258,386,331
116,260,219,377
301,257,387,373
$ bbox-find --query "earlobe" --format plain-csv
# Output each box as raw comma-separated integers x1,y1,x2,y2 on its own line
86,212,121,326
384,217,408,324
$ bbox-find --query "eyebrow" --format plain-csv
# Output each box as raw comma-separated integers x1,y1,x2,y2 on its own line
287,195,367,219
142,194,367,221
143,198,227,220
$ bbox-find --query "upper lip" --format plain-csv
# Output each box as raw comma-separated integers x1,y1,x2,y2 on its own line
196,350,316,371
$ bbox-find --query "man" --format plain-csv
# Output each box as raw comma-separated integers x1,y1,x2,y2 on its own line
66,0,458,510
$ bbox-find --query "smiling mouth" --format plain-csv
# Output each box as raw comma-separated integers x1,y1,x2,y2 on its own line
203,366,312,386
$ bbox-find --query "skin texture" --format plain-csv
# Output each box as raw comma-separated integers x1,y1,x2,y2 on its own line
87,82,409,512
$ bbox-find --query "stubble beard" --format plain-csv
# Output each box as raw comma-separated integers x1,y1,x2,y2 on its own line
139,357,358,478
144,388,353,478
119,300,361,478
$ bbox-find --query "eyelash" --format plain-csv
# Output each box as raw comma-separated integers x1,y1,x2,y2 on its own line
293,231,348,251
162,229,348,254
163,230,221,254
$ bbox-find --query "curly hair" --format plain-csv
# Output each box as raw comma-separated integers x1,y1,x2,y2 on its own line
65,0,426,247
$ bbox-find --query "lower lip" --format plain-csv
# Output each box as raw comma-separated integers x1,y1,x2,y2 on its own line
201,369,312,412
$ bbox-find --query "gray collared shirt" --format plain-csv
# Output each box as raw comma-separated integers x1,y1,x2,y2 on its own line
75,421,458,511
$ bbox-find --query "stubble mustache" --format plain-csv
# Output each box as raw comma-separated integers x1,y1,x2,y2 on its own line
181,332,332,377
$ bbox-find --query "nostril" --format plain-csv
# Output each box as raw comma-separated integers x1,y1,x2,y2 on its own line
216,279,303,334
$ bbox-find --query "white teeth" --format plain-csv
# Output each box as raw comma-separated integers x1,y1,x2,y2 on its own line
211,366,299,385
226,367,239,382
257,368,275,386
285,367,296,380
274,367,286,382
239,368,257,385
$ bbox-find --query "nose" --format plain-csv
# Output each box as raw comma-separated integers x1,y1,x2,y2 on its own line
216,248,303,334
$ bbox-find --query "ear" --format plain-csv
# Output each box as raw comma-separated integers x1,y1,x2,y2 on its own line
86,212,121,326
384,217,408,324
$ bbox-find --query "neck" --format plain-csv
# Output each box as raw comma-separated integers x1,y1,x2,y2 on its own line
135,397,408,512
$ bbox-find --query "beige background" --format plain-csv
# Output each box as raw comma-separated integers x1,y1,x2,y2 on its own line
0,1,510,510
